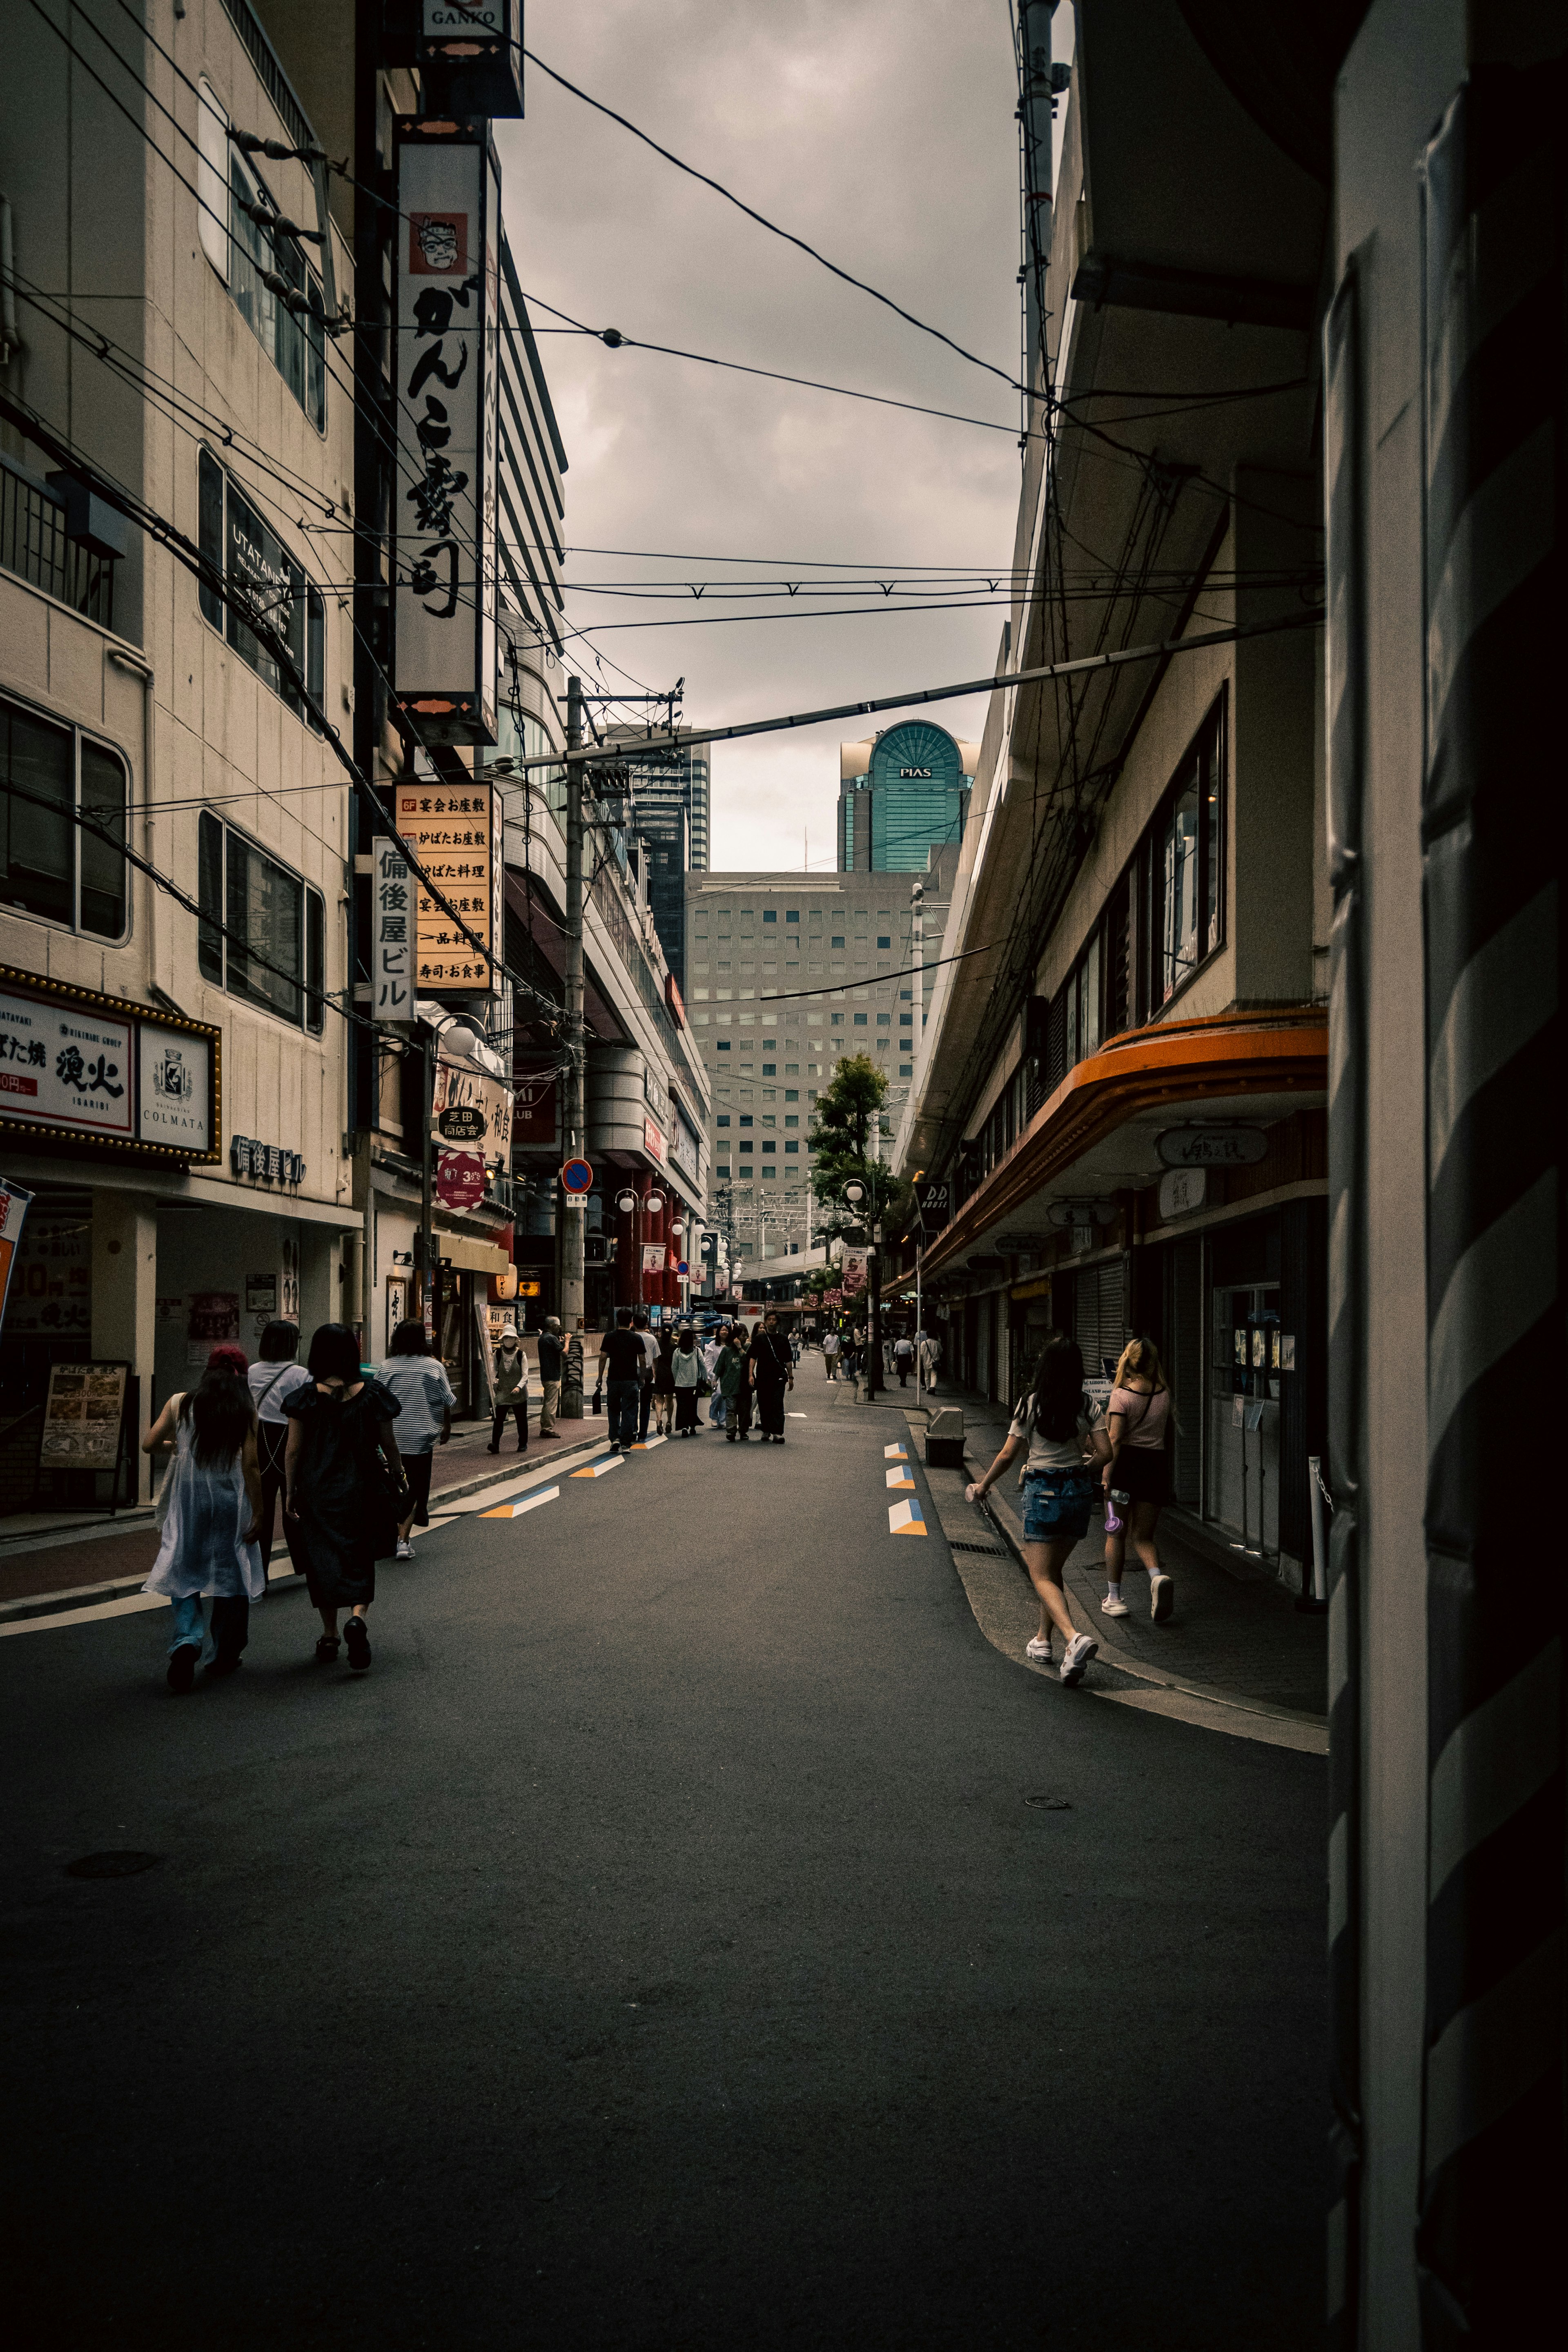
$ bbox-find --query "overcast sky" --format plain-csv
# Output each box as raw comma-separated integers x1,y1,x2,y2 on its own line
495,2,1037,873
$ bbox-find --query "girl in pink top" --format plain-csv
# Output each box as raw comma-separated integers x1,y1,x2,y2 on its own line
1101,1338,1176,1623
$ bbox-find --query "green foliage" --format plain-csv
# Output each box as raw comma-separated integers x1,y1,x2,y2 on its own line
809,1055,913,1237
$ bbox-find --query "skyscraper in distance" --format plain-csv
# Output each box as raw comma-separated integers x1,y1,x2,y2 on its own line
838,720,977,871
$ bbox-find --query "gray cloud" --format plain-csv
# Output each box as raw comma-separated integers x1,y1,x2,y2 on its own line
495,0,1025,869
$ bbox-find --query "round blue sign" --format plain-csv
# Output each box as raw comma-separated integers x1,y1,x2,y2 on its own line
560,1157,593,1194
676,1261,689,1276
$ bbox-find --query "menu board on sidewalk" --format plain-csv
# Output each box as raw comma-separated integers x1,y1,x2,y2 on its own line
39,1361,128,1471
0,1177,32,1340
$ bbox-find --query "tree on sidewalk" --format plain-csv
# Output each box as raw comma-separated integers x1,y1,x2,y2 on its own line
808,1054,912,1237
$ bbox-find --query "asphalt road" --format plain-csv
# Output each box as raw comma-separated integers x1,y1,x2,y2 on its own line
0,1397,1325,2350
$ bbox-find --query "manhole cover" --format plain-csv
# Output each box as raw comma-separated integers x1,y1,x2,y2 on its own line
64,1851,162,1879
1024,1796,1071,1811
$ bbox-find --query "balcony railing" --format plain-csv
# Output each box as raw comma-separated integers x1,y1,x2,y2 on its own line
0,456,116,627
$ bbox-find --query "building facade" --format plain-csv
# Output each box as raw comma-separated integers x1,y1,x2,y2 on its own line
838,720,976,871
891,7,1329,1590
0,0,363,1508
685,862,951,1265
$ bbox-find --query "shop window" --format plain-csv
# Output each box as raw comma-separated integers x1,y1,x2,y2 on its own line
198,810,325,1032
199,452,325,721
0,690,127,940
198,80,326,430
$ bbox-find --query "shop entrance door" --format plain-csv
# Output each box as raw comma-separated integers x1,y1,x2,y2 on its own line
1208,1282,1281,1557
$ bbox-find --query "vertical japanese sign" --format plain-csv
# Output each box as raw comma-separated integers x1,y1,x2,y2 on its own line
394,123,499,746
397,783,498,992
0,1176,32,1342
372,836,415,1021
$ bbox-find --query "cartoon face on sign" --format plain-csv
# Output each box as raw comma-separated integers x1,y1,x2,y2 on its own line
410,213,466,274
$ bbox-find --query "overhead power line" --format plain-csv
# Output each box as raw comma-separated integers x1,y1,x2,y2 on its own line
494,606,1326,774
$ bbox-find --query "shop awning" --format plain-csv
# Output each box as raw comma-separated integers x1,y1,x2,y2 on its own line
916,1007,1327,1285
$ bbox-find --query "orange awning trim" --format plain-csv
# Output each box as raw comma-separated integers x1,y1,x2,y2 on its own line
915,1006,1327,1285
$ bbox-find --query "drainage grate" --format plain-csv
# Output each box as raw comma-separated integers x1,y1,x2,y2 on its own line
64,1851,161,1879
948,1539,1004,1556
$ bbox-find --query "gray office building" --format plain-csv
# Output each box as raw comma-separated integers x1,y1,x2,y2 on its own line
684,855,955,1260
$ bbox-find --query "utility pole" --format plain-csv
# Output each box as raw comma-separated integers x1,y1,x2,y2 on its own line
559,673,586,1367
420,1023,435,1330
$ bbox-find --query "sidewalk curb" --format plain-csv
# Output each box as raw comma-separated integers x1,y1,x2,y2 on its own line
0,1432,611,1626
964,1443,1330,1737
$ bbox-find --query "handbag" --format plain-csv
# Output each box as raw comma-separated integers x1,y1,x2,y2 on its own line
697,1376,713,1398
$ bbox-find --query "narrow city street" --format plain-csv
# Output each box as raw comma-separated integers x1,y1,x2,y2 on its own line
2,1397,1323,2351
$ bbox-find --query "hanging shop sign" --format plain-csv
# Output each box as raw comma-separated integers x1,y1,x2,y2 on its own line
913,1178,951,1227
644,1116,666,1163
513,1066,559,1148
371,835,415,1023
40,1360,129,1470
398,783,499,993
1156,1125,1268,1169
1157,1167,1208,1221
842,1248,869,1297
438,1102,487,1144
0,1176,32,1341
0,969,220,1163
393,120,500,747
437,1148,486,1210
231,1137,306,1185
640,1243,664,1274
433,1048,510,1164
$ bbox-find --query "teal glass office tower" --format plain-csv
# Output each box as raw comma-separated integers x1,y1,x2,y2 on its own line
838,721,973,872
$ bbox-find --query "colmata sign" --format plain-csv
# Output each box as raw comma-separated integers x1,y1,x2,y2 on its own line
394,121,500,745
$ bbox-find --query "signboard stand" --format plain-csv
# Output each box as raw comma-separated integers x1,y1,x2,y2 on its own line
35,1359,135,1516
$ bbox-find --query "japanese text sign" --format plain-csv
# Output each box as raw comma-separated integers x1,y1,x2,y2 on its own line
397,784,498,992
0,984,133,1138
372,835,415,1022
394,125,499,745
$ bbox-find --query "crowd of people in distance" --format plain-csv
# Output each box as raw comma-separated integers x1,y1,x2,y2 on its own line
595,1308,798,1448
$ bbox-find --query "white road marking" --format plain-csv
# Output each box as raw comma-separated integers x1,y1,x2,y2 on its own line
883,1443,908,1459
0,1592,165,1637
570,1454,623,1479
481,1485,560,1520
888,1500,927,1536
885,1467,916,1491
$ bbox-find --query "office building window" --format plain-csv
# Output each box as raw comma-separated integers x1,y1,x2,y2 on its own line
853,1013,868,1027
762,1063,775,1076
717,1114,729,1127
831,934,845,948
0,690,128,940
899,1064,913,1076
197,80,326,431
877,935,890,947
763,909,776,923
199,452,325,720
199,810,324,1030
786,909,799,922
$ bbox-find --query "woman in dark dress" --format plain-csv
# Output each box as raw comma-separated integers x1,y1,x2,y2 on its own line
283,1323,404,1673
748,1311,795,1441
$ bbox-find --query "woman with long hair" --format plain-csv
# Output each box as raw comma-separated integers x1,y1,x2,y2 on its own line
1100,1336,1176,1622
652,1325,677,1437
283,1324,404,1673
670,1324,704,1435
379,1318,454,1559
966,1332,1109,1685
141,1349,264,1692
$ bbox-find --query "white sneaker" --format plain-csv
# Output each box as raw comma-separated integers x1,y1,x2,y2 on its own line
1101,1595,1130,1617
1025,1635,1053,1662
1149,1573,1174,1622
395,1538,413,1561
1060,1634,1098,1686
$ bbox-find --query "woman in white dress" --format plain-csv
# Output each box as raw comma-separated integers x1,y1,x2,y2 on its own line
142,1354,263,1694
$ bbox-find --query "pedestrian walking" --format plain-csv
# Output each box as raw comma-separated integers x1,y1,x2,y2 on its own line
966,1332,1109,1686
379,1318,454,1559
893,1332,915,1387
715,1325,749,1439
822,1327,840,1381
1100,1336,1177,1622
598,1307,645,1453
486,1324,529,1455
671,1323,704,1434
141,1348,264,1692
283,1323,405,1673
652,1325,677,1434
919,1330,941,1392
633,1310,658,1442
703,1321,730,1429
749,1310,794,1441
244,1323,311,1574
840,1332,861,1400
535,1317,564,1435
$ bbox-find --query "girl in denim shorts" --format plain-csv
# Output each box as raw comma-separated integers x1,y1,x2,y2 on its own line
967,1333,1110,1685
